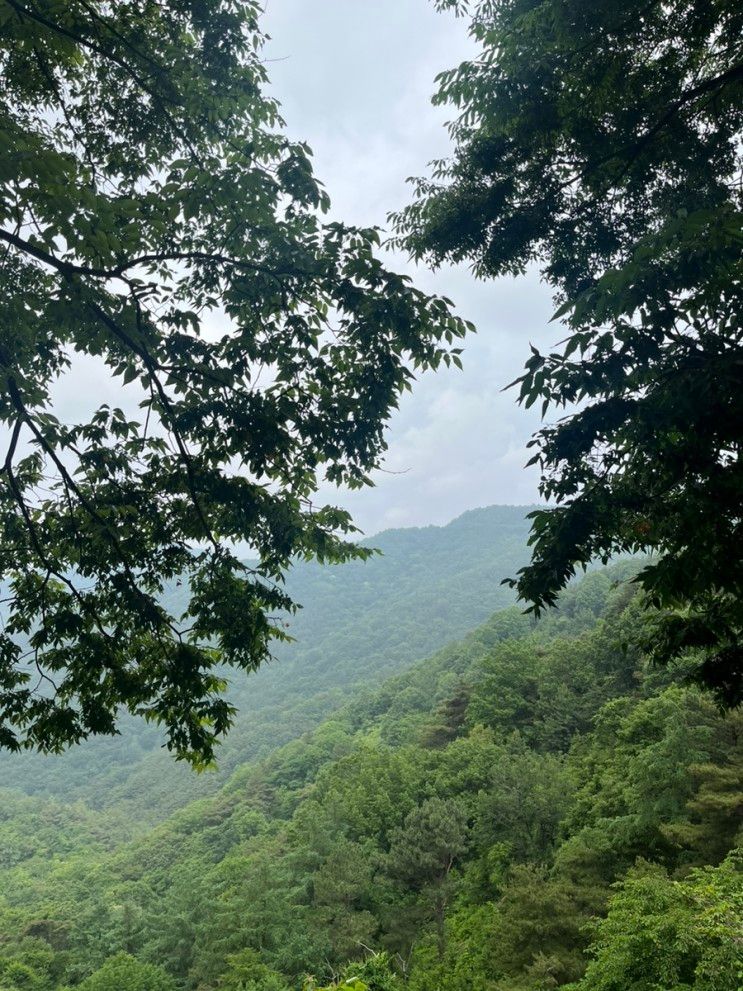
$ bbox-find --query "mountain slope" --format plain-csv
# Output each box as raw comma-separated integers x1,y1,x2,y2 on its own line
3,562,738,991
0,504,535,823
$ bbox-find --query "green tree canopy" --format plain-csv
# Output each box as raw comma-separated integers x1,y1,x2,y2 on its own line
395,0,743,703
385,796,469,959
73,953,175,991
216,949,290,991
0,0,468,763
568,854,743,990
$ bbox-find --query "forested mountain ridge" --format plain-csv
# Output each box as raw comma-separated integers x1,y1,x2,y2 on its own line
1,562,739,990
0,505,534,823
2,2,740,990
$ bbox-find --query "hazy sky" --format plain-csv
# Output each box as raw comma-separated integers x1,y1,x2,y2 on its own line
261,1,556,534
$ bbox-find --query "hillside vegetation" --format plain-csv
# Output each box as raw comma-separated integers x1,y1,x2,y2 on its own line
0,560,739,990
0,506,532,824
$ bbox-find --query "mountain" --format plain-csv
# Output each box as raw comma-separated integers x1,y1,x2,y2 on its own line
2,560,738,991
0,504,536,824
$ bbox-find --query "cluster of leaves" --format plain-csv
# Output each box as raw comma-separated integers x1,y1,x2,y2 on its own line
0,0,472,763
0,567,740,990
395,0,743,704
570,855,743,990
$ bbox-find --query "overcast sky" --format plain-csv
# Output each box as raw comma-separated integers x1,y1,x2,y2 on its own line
261,0,556,534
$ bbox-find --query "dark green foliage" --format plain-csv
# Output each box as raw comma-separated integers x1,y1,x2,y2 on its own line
420,681,471,748
395,0,743,703
384,797,469,959
0,0,470,764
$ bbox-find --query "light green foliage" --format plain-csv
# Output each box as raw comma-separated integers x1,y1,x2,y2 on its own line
72,953,175,991
569,854,743,990
0,790,131,871
342,953,401,991
215,949,290,991
0,938,57,991
308,982,367,991
662,745,743,864
0,0,471,764
472,740,571,864
396,0,743,705
307,952,402,991
562,685,740,874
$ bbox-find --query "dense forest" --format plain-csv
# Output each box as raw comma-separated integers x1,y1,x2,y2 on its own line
1,0,741,989
0,551,740,990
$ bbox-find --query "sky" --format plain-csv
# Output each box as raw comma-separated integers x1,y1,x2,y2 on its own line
260,0,557,534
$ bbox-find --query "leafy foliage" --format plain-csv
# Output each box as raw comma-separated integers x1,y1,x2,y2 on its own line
395,0,743,703
384,797,469,959
0,0,469,763
568,854,743,991
70,953,175,991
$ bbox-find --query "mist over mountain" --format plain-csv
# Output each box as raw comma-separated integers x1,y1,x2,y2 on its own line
0,505,535,822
